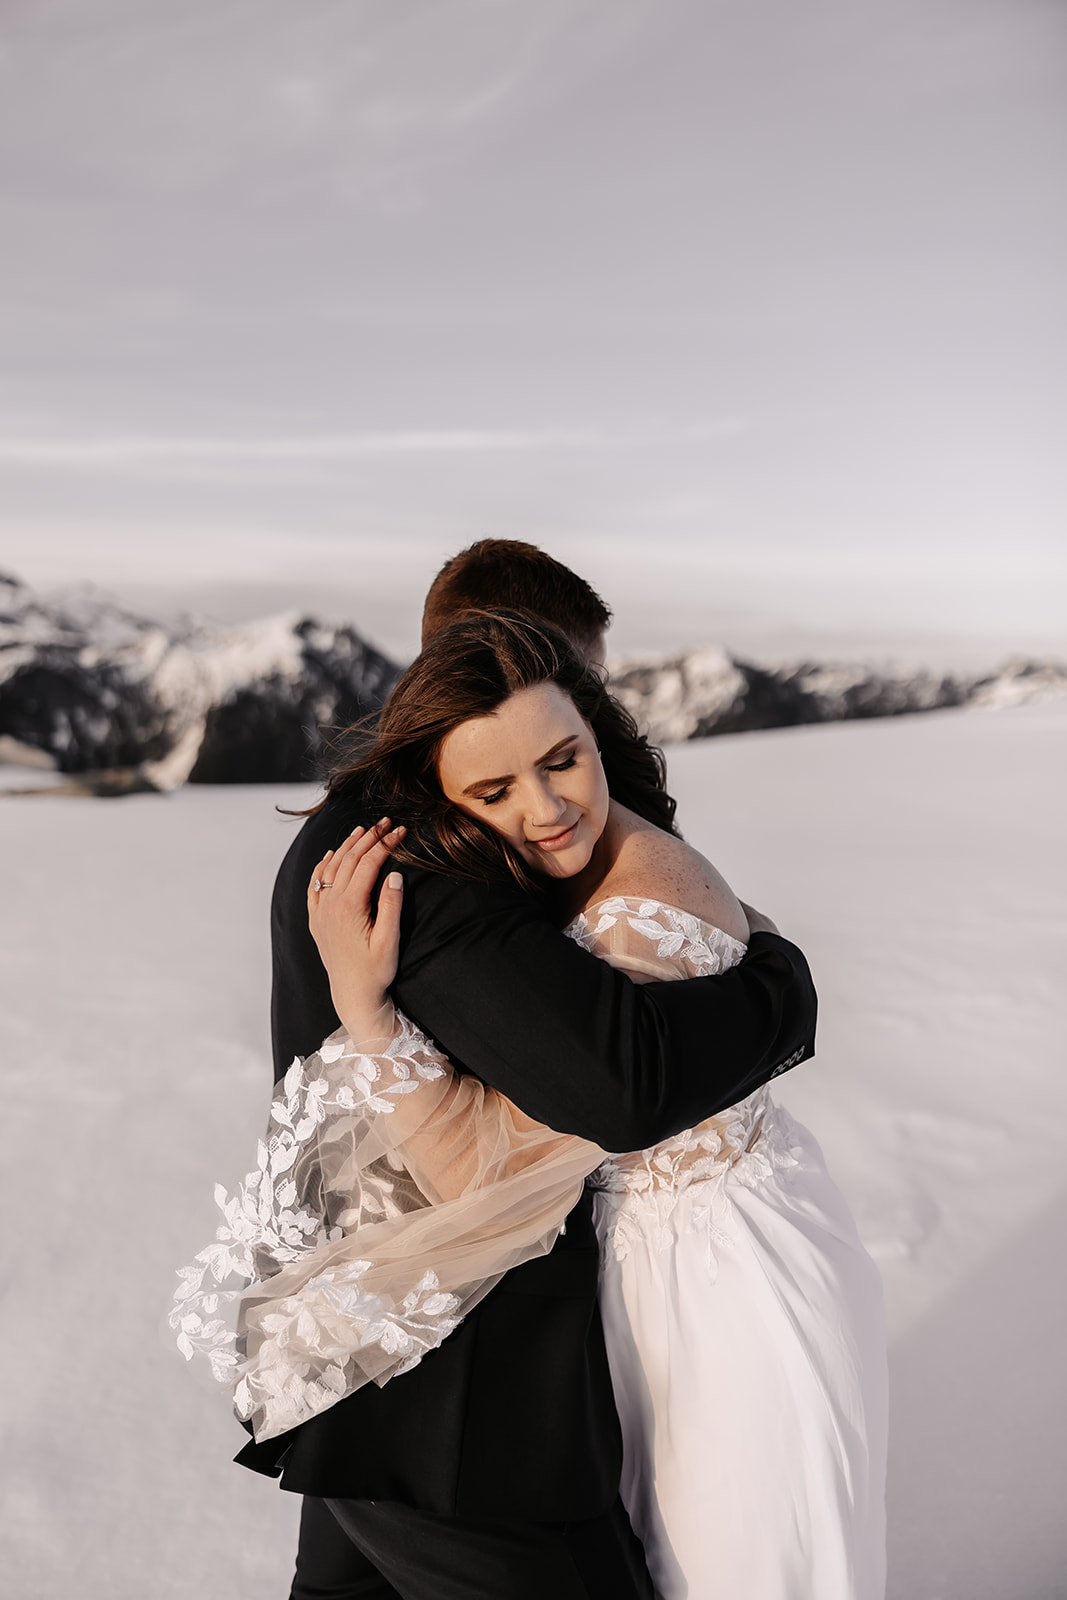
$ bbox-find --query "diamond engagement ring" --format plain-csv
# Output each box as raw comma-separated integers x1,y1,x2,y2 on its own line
312,878,335,891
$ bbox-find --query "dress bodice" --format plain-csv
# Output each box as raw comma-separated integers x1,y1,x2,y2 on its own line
566,897,785,1246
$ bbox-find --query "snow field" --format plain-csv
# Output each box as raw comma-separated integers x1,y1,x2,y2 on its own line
1,698,1064,1598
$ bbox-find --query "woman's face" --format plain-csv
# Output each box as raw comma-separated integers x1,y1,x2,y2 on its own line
437,682,610,880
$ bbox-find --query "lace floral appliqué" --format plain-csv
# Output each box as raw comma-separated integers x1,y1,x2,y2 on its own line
567,897,800,1277
173,894,800,1437
169,1016,462,1437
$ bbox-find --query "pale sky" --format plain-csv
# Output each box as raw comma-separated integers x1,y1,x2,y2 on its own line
1,0,1064,659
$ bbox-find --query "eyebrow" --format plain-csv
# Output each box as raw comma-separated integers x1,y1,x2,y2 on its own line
461,733,579,796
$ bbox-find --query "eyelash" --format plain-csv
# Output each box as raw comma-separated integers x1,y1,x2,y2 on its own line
480,752,578,806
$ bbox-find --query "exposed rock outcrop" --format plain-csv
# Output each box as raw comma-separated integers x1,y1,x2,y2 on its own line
2,573,1062,795
610,648,1067,745
0,574,402,791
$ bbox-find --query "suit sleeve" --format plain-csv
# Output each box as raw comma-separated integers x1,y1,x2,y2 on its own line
270,826,340,1081
389,868,816,1151
270,803,817,1152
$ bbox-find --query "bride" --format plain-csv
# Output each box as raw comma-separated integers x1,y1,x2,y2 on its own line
173,611,887,1599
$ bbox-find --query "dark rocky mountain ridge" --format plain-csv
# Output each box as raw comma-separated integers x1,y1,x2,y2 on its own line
608,645,1065,746
1,574,1062,794
0,574,401,792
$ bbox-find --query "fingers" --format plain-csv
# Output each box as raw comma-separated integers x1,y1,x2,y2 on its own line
370,869,404,962
329,819,389,886
308,818,405,907
307,848,335,912
316,823,368,887
334,820,405,897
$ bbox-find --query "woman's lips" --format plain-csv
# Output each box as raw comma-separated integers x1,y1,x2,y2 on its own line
531,820,578,852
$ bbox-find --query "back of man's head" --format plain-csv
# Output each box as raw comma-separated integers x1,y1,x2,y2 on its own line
421,539,612,660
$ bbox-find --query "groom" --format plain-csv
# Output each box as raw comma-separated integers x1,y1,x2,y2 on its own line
248,540,817,1600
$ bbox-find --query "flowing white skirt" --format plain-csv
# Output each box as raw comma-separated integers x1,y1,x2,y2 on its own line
594,1105,888,1600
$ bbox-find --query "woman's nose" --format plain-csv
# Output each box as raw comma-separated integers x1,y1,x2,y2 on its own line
526,777,567,827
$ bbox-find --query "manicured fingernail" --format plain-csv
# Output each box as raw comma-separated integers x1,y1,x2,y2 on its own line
387,872,403,889
325,849,334,858
350,826,364,837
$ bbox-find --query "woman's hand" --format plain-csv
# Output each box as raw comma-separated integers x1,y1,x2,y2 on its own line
308,820,406,1047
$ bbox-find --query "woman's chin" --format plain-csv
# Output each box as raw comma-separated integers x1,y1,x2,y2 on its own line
528,844,590,880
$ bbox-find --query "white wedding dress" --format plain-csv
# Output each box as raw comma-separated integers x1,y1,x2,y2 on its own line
572,900,888,1599
174,896,887,1600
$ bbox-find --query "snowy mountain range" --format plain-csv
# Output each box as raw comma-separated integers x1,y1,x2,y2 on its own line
1,573,1062,793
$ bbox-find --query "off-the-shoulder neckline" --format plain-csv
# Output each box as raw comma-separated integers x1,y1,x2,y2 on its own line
569,894,749,952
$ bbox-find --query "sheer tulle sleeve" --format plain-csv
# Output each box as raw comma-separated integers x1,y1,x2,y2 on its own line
171,899,747,1442
567,897,747,982
171,1013,604,1441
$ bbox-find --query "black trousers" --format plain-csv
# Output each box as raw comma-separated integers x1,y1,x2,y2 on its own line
289,1493,654,1600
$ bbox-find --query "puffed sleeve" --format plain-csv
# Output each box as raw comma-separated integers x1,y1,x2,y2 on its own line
171,1013,604,1441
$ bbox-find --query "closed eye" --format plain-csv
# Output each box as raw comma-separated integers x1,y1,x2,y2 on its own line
475,741,579,805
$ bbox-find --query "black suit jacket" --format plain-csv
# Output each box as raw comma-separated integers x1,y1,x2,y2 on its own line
235,786,817,1519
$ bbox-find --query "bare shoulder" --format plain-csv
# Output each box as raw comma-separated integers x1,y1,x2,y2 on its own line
598,813,750,944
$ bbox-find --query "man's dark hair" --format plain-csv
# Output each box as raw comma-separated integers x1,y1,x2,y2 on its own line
421,539,612,652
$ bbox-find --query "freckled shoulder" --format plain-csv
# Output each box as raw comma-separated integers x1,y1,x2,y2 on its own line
598,824,749,944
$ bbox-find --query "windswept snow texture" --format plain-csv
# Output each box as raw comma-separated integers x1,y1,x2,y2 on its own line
0,701,1064,1598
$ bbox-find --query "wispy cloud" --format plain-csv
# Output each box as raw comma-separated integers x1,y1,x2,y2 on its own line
0,418,747,474
0,0,629,194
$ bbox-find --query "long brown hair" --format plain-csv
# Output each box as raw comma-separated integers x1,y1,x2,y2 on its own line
320,609,679,902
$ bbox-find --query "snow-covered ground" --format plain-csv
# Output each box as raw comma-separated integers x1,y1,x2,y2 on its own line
1,699,1064,1599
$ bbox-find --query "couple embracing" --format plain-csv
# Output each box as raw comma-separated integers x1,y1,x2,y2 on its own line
175,541,888,1599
